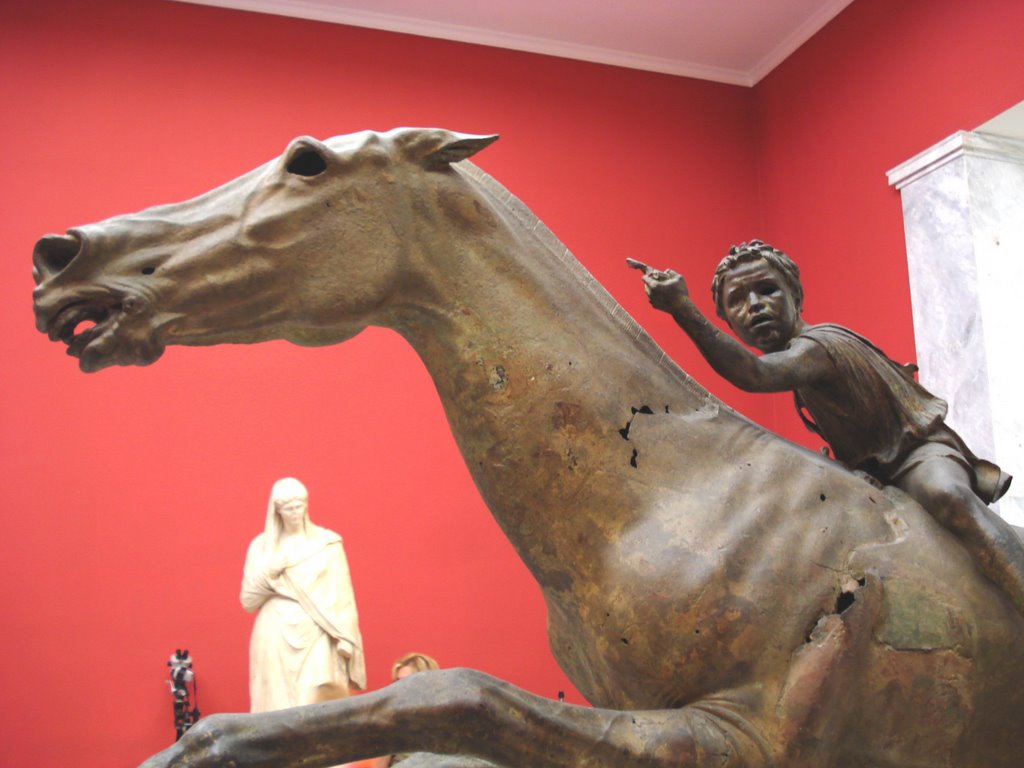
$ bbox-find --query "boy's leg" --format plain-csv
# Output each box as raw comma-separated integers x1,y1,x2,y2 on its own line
897,456,1024,617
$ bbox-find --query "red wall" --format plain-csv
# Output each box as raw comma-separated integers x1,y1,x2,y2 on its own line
0,1,756,765
2,0,1021,764
752,0,1024,443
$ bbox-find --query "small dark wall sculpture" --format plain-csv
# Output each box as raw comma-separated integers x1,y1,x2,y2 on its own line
32,128,1024,767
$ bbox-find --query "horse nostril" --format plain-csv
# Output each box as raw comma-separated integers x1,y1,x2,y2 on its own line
32,234,81,282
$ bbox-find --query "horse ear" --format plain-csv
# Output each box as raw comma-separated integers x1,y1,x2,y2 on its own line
426,133,500,168
398,129,499,169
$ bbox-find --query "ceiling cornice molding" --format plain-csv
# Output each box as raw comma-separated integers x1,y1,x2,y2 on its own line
172,0,855,87
747,0,855,83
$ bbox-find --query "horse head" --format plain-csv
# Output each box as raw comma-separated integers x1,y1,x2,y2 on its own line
32,128,497,372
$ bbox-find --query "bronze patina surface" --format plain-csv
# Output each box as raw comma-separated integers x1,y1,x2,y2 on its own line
32,129,1024,767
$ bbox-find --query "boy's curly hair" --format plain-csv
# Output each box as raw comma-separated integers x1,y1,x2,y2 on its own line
711,240,803,320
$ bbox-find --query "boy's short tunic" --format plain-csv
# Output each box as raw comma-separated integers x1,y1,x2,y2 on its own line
793,324,1010,504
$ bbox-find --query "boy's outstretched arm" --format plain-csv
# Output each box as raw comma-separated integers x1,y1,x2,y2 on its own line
638,266,832,393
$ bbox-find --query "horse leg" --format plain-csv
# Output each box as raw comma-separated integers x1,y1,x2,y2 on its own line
381,755,497,768
138,667,773,768
139,574,888,768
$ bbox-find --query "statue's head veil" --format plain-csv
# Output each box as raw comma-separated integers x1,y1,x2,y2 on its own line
265,476,310,544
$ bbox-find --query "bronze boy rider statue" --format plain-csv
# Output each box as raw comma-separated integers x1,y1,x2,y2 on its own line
635,239,1024,616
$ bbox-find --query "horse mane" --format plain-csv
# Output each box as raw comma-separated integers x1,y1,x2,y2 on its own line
457,160,724,409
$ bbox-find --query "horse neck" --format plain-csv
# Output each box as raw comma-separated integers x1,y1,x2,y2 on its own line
396,162,711,395
385,163,719,575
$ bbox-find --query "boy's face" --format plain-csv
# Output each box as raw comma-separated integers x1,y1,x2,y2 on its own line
720,259,801,352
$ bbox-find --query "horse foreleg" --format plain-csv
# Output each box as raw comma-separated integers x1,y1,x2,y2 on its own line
138,667,772,768
381,755,497,768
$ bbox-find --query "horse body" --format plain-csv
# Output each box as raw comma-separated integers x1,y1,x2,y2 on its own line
32,128,1024,766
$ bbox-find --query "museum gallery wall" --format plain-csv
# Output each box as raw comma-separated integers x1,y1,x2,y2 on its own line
2,0,1022,764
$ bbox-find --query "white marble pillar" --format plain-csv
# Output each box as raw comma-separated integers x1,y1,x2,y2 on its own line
888,131,1024,523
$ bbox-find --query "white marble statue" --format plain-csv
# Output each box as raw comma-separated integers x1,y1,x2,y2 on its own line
240,477,365,712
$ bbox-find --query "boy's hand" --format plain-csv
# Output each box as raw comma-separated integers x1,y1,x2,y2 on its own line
628,258,690,314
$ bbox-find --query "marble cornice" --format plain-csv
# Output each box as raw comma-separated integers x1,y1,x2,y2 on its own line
887,131,1024,190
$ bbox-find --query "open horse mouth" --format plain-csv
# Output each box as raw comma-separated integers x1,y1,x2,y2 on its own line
38,294,163,371
47,299,123,359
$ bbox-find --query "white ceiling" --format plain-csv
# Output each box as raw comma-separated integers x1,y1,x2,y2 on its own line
175,0,857,86
978,102,1024,140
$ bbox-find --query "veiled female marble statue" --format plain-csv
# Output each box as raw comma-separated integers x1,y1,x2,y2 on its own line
240,477,366,711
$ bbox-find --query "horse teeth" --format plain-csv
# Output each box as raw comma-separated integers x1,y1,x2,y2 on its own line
49,307,82,341
51,303,112,345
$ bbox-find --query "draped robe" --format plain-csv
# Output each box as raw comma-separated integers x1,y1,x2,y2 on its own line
793,323,1009,502
241,524,365,711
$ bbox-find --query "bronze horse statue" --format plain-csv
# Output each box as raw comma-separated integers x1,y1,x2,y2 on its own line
32,128,1024,767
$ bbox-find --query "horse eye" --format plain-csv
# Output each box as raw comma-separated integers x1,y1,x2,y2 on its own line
286,148,327,177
